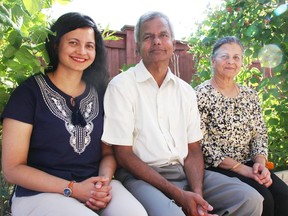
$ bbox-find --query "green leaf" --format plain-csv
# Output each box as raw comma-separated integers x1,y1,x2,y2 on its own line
3,45,17,58
29,26,49,44
264,109,272,115
7,29,22,49
53,0,71,5
0,3,10,17
245,48,253,56
268,118,279,125
14,46,36,65
250,76,259,84
23,0,42,15
0,13,19,30
6,59,22,71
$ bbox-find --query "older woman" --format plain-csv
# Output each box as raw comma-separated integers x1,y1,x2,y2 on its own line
195,36,288,216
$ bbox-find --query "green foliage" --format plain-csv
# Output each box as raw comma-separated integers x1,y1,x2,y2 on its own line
188,0,288,171
120,63,136,72
101,25,122,41
0,171,13,216
0,0,54,114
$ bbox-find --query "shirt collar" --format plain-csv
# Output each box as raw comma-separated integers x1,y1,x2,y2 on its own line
135,60,177,84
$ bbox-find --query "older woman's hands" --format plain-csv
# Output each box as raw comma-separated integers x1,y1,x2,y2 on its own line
234,163,272,188
253,163,273,188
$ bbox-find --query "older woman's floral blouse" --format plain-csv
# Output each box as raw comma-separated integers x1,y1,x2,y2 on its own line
195,80,268,168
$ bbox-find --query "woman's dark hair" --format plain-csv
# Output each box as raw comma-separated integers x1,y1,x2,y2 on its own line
211,36,244,59
45,12,109,92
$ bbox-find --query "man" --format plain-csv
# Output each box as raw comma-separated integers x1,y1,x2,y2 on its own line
102,11,263,216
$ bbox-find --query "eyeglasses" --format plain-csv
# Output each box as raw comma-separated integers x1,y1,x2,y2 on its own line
217,54,242,62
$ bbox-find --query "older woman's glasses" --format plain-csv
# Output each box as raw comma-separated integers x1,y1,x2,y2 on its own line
217,54,242,62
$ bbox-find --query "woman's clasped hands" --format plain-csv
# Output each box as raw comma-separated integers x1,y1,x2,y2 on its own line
73,176,112,211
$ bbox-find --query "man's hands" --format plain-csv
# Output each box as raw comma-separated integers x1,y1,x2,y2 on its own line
178,190,218,216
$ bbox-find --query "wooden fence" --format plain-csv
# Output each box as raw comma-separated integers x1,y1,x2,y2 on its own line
104,25,271,83
104,25,196,83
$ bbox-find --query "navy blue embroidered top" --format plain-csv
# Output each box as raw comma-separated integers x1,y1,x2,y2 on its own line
2,74,103,197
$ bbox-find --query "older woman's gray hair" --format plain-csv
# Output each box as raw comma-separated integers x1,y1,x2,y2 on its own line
211,36,244,59
134,11,175,43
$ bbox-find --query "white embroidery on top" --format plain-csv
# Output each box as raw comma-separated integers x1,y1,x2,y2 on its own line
35,75,99,154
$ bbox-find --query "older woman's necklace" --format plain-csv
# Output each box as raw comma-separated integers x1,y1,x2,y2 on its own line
212,78,239,98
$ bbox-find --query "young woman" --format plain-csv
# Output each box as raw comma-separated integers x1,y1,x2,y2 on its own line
1,12,147,216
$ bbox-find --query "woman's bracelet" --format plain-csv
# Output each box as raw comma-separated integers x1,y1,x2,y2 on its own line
254,155,268,165
230,162,241,171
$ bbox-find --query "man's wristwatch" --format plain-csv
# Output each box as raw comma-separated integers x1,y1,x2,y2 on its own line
63,181,75,197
